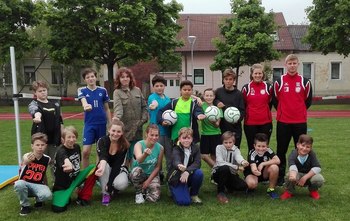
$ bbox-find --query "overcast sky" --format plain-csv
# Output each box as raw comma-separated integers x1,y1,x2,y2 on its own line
164,0,314,24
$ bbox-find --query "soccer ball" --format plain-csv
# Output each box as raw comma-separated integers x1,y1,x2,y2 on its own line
204,106,220,122
162,110,178,125
224,107,240,124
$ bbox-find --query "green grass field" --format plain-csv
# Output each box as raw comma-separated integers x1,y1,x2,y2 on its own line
1,105,350,220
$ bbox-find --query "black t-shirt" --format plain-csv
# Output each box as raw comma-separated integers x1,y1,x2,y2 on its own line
53,144,81,191
19,154,50,184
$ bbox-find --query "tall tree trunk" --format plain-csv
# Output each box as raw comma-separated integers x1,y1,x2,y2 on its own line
235,56,240,88
107,62,115,97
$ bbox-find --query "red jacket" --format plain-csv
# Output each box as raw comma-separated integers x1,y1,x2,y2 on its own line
242,81,272,125
273,73,312,123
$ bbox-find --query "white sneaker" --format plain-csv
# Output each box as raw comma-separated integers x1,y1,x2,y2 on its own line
135,193,145,204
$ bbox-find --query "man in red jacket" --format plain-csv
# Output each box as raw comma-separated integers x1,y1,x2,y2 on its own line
273,54,312,186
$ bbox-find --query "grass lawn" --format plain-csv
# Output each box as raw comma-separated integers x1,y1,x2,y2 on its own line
0,106,350,220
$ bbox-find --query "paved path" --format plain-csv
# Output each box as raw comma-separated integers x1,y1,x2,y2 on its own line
1,110,350,120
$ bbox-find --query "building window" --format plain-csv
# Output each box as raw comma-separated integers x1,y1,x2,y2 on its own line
303,63,312,80
272,68,284,82
169,79,174,86
270,31,279,41
176,79,180,86
2,64,12,85
330,62,341,80
24,66,36,85
51,65,63,85
193,69,204,85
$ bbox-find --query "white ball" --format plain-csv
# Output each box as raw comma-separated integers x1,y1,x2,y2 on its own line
204,106,220,122
224,107,240,124
162,110,178,125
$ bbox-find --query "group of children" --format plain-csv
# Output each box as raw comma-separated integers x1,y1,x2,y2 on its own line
14,55,324,215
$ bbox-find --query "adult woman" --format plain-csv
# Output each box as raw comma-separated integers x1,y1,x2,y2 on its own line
95,119,130,206
129,124,164,204
113,67,148,151
241,64,273,153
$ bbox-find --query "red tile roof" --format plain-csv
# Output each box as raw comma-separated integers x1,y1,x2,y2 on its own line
176,13,295,52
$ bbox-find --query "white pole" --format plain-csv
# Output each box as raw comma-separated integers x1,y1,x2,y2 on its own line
10,46,22,166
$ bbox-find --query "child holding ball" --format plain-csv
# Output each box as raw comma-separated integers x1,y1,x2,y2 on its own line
200,88,222,168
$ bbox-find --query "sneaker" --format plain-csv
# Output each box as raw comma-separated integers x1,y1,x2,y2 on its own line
34,201,43,208
267,189,279,199
217,193,229,204
245,188,255,195
191,195,202,204
135,193,145,204
280,191,293,200
309,190,320,200
102,194,111,206
210,177,218,185
20,206,31,216
76,198,89,206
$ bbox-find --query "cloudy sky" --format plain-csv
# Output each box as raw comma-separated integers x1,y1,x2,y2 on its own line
164,0,313,24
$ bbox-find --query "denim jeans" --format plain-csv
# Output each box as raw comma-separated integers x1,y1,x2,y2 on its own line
14,180,52,207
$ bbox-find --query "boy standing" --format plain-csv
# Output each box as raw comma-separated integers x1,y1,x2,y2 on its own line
78,68,111,168
200,88,222,168
158,80,206,144
212,131,249,204
14,133,52,216
28,80,63,177
244,133,280,199
148,75,171,172
215,69,245,148
273,54,312,185
280,134,324,200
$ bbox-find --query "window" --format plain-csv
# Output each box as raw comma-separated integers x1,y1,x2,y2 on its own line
272,68,284,82
303,63,312,80
330,62,341,80
51,65,63,85
2,64,12,85
176,79,180,86
169,79,174,86
24,66,36,85
193,68,204,85
270,31,279,41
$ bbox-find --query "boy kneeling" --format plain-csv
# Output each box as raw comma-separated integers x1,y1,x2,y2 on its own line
280,134,324,200
244,133,280,199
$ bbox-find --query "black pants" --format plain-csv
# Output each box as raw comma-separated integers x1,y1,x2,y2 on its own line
244,123,273,153
212,165,247,193
276,121,307,179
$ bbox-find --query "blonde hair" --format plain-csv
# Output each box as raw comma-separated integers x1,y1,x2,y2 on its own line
250,64,265,81
285,54,299,63
221,131,236,142
178,127,193,138
61,126,78,139
31,80,48,92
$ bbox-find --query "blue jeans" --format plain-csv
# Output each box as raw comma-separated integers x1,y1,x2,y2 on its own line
14,180,52,207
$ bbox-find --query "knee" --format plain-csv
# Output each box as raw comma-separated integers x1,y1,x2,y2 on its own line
245,177,257,189
14,180,26,191
82,148,91,158
268,164,279,174
130,167,143,182
113,173,129,191
193,169,204,180
37,188,52,201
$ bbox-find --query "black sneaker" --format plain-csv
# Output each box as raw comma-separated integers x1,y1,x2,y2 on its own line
76,198,89,206
20,206,31,216
34,201,43,208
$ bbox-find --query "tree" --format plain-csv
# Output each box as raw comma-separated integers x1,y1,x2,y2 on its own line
305,0,350,57
0,0,39,63
210,0,279,86
45,0,183,94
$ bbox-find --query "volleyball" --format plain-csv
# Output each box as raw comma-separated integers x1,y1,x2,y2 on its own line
162,110,178,125
224,107,240,123
204,106,220,122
